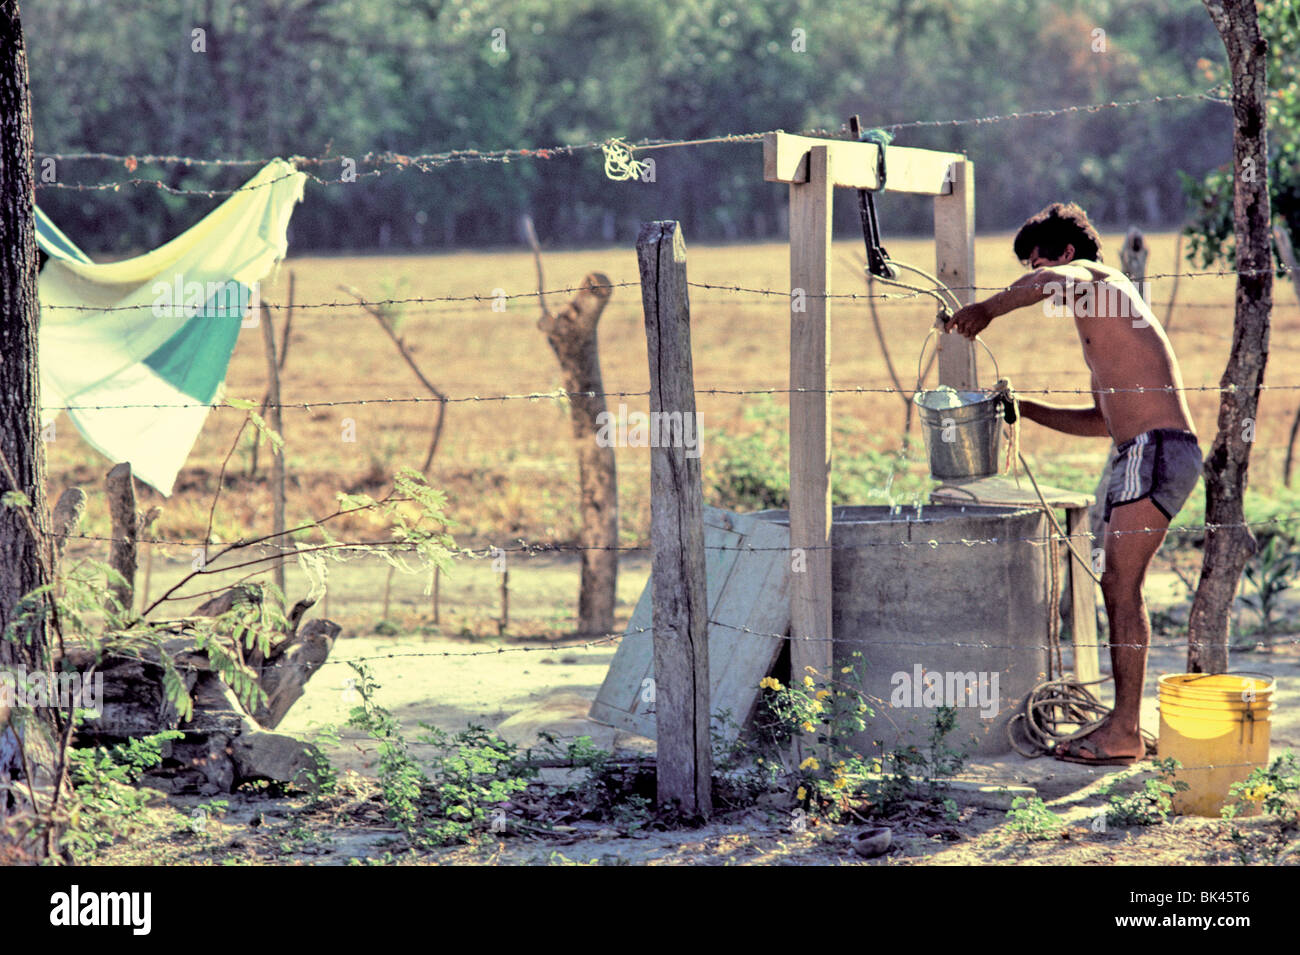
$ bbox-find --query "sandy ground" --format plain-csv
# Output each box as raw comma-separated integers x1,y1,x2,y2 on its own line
126,543,1300,780
80,529,1300,866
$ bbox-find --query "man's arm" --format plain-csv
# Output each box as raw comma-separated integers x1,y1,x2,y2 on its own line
1018,370,1110,437
947,268,1067,338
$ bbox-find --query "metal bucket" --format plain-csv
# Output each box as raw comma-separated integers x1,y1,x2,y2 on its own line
914,394,1004,479
912,331,1006,480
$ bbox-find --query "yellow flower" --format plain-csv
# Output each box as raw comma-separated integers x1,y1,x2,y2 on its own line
857,703,868,714
800,756,820,771
815,689,831,701
808,700,823,713
833,775,849,790
759,676,783,691
801,721,817,733
803,675,815,688
841,666,853,674
796,786,807,801
1246,783,1276,801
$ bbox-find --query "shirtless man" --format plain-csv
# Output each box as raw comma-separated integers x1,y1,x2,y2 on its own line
947,202,1201,766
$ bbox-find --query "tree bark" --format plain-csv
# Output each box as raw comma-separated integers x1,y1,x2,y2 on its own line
49,487,86,574
259,303,286,601
1188,0,1273,674
1120,227,1149,299
538,273,618,636
105,463,138,615
0,0,53,851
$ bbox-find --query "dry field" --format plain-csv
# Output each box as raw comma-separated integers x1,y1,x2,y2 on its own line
48,230,1300,558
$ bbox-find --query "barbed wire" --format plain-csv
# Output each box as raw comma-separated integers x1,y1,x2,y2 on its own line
139,589,1271,663
878,89,1227,132
286,620,1296,662
684,268,1289,301
214,296,1300,321
219,369,1096,392
58,512,1300,556
700,617,1297,655
34,167,334,197
33,88,1228,196
39,281,644,314
302,634,626,663
38,379,1300,413
36,267,1290,316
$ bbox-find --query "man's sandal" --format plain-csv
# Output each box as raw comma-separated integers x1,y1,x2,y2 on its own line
1053,737,1141,767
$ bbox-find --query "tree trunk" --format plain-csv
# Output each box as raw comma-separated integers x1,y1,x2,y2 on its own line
106,462,138,616
538,273,618,636
1120,227,1149,299
0,0,53,853
1188,0,1273,674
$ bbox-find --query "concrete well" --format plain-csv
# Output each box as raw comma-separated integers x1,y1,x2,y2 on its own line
753,505,1053,757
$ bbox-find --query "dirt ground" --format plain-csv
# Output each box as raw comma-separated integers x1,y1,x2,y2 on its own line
85,551,1300,866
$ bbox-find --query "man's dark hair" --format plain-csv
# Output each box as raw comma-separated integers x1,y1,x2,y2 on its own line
1013,202,1103,264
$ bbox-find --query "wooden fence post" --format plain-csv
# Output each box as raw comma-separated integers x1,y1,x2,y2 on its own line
637,220,711,817
260,302,287,602
788,145,835,691
934,159,976,388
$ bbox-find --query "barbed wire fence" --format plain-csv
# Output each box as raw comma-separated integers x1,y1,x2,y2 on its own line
34,88,1229,195
40,82,1298,749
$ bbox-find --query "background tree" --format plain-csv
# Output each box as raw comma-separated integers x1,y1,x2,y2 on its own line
1183,0,1298,265
1183,0,1274,674
0,0,54,857
25,0,1234,253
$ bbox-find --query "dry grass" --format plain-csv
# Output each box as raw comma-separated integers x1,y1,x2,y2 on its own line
46,231,1300,555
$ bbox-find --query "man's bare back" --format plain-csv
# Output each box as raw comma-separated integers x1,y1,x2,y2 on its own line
1044,259,1196,444
946,258,1196,445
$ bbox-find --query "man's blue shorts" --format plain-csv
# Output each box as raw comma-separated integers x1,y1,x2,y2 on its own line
1103,428,1202,524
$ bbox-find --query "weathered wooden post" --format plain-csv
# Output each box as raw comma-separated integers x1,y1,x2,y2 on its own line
787,145,835,688
259,302,287,602
636,220,711,817
934,159,977,387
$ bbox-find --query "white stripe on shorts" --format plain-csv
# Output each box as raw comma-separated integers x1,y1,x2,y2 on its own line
1122,432,1149,501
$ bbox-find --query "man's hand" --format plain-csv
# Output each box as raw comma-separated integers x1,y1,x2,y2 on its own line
947,301,993,339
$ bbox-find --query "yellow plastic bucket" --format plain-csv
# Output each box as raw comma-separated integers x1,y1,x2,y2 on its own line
1156,673,1274,817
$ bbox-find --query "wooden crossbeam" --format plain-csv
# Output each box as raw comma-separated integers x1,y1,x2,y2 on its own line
772,129,977,741
763,132,963,195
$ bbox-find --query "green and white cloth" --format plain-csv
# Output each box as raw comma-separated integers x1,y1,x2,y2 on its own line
38,160,306,495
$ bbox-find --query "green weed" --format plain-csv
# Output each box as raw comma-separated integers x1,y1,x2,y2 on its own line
345,661,534,847
1005,796,1065,839
1100,757,1189,826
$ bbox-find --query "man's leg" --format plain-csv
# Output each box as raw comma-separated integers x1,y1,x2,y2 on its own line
1083,496,1169,759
